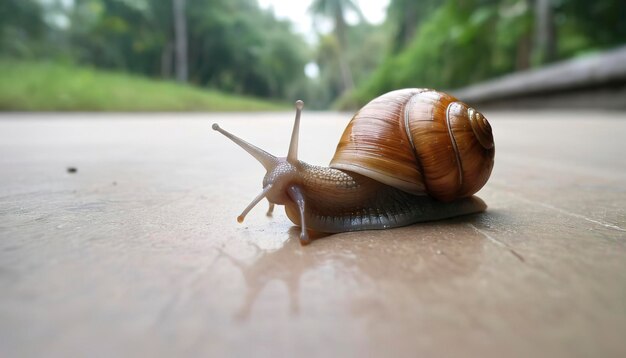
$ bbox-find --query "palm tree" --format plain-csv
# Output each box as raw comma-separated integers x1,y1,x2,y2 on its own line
386,0,441,53
533,0,556,64
172,0,188,82
309,0,363,93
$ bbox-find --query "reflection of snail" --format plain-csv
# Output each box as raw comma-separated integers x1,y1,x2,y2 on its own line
213,89,495,245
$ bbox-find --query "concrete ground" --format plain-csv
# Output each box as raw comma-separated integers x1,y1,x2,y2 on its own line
0,110,625,358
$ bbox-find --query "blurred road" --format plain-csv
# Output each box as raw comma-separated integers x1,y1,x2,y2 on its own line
1,111,625,357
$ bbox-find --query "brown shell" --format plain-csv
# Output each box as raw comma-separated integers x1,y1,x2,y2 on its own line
329,89,495,202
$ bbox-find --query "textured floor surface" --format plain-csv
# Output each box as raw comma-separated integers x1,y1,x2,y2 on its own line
0,110,625,357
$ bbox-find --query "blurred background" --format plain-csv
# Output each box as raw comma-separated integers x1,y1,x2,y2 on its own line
0,0,624,111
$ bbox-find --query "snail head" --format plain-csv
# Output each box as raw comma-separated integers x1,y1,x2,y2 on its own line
212,100,305,223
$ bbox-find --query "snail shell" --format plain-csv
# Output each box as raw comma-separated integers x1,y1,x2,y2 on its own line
330,89,495,202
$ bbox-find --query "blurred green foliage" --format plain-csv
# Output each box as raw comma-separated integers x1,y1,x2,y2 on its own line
1,0,625,110
308,22,389,109
352,0,626,106
0,0,46,57
1,0,307,102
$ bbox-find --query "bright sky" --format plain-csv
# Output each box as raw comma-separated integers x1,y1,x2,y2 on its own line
258,0,390,43
258,0,390,78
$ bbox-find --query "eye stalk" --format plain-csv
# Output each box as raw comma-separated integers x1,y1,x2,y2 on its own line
211,123,276,171
212,100,305,224
287,100,304,163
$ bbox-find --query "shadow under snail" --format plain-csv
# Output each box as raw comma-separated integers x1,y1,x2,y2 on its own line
213,88,495,245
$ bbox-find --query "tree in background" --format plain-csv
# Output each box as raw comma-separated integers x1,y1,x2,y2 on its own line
386,0,439,53
352,0,502,104
555,0,626,58
63,0,307,99
351,0,626,107
533,0,556,64
309,0,363,93
172,0,187,82
1,0,625,108
0,0,46,57
185,0,307,98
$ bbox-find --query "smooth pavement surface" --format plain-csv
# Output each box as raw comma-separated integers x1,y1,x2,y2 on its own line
1,110,625,357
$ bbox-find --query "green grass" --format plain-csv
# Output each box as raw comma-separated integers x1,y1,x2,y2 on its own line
0,59,286,111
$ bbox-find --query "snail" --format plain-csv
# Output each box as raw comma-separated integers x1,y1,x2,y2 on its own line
212,88,495,245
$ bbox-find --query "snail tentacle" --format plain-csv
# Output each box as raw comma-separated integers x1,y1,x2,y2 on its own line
237,184,273,223
287,100,304,164
212,123,277,170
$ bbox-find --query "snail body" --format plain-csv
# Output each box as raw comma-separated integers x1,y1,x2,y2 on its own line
213,89,495,245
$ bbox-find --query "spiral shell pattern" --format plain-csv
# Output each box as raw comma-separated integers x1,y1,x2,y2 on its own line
330,89,495,202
